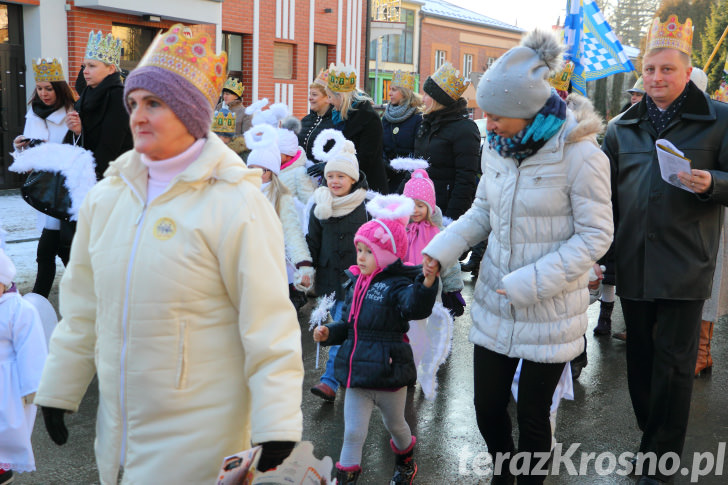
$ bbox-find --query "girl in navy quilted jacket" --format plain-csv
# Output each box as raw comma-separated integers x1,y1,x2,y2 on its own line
313,194,438,485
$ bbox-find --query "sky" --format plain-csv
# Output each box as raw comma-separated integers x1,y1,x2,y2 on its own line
449,0,568,31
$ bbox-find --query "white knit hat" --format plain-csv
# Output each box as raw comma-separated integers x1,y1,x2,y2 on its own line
477,29,564,118
691,67,708,92
0,248,16,287
313,129,359,181
276,127,299,156
244,124,281,175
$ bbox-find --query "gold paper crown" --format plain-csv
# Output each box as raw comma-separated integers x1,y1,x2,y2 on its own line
85,31,122,66
645,15,693,55
548,60,574,91
430,62,467,101
327,63,357,93
136,24,227,108
223,76,244,98
212,108,236,135
33,57,65,83
313,68,329,87
392,70,416,91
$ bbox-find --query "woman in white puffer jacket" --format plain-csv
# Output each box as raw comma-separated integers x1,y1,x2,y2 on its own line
423,30,613,485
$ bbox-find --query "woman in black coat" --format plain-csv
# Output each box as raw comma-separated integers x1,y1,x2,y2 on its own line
382,71,423,193
299,71,336,164
414,63,480,220
325,65,388,193
62,32,133,253
65,39,133,180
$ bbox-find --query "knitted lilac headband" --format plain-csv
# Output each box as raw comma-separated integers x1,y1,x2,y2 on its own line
124,66,213,140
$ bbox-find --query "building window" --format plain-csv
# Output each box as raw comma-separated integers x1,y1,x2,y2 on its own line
487,57,496,69
463,54,473,78
274,42,294,80
313,44,329,79
222,33,243,72
368,8,415,64
435,50,446,70
111,24,157,71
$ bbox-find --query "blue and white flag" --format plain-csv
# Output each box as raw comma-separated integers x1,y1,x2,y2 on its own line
563,0,635,95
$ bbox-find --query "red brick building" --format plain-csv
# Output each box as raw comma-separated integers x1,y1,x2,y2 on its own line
419,0,522,119
221,0,367,118
0,0,367,187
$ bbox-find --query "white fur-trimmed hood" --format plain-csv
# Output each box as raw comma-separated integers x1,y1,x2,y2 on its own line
9,142,97,221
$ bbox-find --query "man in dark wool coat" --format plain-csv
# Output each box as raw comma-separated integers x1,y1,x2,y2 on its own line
602,14,728,484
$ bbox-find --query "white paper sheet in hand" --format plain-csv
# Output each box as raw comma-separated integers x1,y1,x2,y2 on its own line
655,139,693,193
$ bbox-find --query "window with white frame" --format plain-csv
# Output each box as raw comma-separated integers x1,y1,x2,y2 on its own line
435,50,446,70
463,54,473,78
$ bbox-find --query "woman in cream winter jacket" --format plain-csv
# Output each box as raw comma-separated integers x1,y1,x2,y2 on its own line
423,31,612,484
34,25,303,485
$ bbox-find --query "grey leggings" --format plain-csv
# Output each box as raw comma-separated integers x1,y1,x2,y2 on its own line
339,387,413,467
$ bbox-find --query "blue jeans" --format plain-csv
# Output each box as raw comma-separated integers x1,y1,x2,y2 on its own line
320,300,345,390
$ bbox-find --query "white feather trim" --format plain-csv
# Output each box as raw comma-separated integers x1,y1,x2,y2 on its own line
311,128,346,163
366,194,414,221
309,292,336,330
9,142,96,221
328,62,356,76
244,124,278,150
245,98,269,115
389,157,429,172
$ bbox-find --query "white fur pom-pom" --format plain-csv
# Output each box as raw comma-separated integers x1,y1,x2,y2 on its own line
366,194,415,221
245,98,269,115
268,103,289,122
390,157,429,172
244,124,278,150
442,215,454,227
521,29,564,74
312,128,347,162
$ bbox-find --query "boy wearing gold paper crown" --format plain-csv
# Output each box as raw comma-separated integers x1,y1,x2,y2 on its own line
215,76,252,136
603,15,728,483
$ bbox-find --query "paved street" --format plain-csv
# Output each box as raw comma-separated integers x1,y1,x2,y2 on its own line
2,188,727,484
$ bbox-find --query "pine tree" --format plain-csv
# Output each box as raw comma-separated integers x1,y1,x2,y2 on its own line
697,0,728,92
610,0,662,47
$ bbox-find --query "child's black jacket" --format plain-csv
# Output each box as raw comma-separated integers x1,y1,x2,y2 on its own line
322,260,438,389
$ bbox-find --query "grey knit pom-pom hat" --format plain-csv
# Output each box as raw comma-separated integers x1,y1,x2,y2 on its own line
477,30,564,119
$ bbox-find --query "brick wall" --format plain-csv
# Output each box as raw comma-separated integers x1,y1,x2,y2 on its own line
66,2,181,86
420,19,521,119
66,0,367,119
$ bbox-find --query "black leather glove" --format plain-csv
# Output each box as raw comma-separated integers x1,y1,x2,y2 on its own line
306,162,326,179
41,406,69,445
441,291,466,317
257,441,297,472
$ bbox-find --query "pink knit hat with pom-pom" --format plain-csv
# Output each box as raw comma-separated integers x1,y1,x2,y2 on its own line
403,168,436,214
354,194,414,269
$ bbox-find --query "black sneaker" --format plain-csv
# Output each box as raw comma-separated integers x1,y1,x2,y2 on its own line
0,470,14,485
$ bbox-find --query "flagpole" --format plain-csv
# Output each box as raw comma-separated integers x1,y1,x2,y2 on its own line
703,24,728,72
